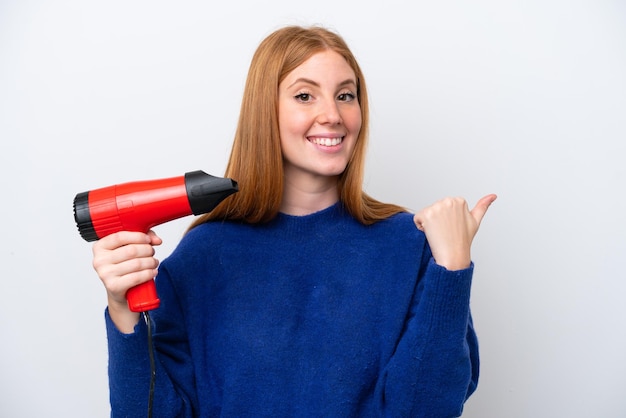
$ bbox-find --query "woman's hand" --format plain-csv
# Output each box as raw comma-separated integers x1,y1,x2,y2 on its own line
414,194,497,271
92,230,162,332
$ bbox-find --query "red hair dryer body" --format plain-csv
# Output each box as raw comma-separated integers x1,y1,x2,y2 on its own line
73,170,238,312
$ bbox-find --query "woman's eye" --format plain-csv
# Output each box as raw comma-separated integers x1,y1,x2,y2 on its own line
295,93,311,102
338,92,356,102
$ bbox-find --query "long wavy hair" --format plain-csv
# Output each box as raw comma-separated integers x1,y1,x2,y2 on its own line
188,25,405,230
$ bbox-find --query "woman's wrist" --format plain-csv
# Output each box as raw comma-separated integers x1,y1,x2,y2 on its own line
107,297,140,334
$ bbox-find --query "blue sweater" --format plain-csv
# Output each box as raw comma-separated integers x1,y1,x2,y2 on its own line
106,203,479,417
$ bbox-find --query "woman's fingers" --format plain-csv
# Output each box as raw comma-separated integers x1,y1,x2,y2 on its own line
413,194,496,270
469,194,498,227
91,230,162,304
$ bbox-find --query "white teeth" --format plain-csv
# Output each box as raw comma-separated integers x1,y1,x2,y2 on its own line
311,137,343,146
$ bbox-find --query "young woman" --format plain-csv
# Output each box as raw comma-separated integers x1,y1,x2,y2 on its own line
93,25,496,417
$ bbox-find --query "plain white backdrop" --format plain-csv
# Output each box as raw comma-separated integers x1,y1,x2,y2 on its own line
1,0,625,416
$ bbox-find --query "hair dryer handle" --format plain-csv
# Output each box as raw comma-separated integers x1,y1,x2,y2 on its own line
126,279,160,312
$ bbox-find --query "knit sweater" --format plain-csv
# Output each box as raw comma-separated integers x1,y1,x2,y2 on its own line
105,203,479,417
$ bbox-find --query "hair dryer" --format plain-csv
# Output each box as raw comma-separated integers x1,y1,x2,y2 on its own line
73,170,238,312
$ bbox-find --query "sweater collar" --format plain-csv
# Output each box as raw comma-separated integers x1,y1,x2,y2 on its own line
273,202,346,231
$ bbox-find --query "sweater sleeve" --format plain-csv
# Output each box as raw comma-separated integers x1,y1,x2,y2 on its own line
105,267,196,417
376,258,479,418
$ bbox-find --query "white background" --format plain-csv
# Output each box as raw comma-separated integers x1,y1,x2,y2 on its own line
1,0,625,416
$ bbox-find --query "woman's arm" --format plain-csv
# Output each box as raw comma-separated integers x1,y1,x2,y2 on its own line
93,230,194,416
92,230,162,332
377,260,478,417
377,194,495,417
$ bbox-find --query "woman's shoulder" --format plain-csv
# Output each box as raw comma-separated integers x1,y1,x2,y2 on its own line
180,220,243,246
385,210,416,225
353,210,424,254
164,221,240,261
375,210,420,234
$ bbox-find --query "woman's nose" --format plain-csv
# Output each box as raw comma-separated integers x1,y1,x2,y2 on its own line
315,99,342,125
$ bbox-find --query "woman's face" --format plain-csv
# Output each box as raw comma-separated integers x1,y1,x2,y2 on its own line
278,50,362,186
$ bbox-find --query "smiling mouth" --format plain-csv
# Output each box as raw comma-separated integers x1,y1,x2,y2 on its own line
308,137,344,147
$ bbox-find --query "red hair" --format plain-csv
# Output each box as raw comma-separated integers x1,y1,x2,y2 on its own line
189,26,405,230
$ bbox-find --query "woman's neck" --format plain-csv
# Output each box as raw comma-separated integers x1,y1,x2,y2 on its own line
280,174,339,216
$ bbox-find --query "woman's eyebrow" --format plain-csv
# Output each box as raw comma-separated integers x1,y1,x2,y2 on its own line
287,78,356,89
